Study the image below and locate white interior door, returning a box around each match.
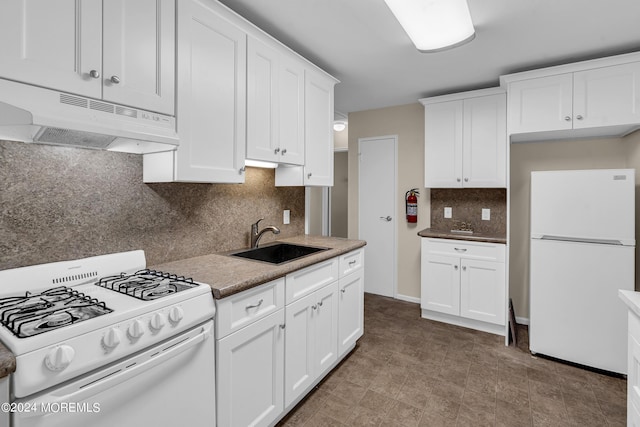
[358,136,397,297]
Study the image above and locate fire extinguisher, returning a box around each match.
[405,188,419,223]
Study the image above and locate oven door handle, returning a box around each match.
[16,322,213,418]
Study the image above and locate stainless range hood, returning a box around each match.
[0,78,178,154]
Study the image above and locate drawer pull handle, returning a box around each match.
[349,260,357,266]
[246,299,264,310]
[454,248,467,252]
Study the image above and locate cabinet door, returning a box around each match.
[338,270,364,356]
[217,309,285,427]
[313,282,339,378]
[0,0,102,98]
[284,292,315,407]
[508,74,573,134]
[278,55,305,165]
[573,62,640,129]
[169,0,246,183]
[462,94,506,187]
[304,68,335,186]
[421,253,460,316]
[459,259,505,325]
[424,100,463,188]
[247,36,279,162]
[102,0,175,115]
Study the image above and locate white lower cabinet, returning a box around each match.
[284,281,338,407]
[338,268,364,356]
[216,309,285,427]
[627,310,640,426]
[216,248,364,426]
[421,238,506,335]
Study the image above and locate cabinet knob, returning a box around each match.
[341,288,346,293]
[318,301,323,307]
[312,304,317,310]
[239,167,245,174]
[281,149,287,155]
[110,75,121,84]
[274,147,280,154]
[456,178,461,182]
[464,178,469,182]
[89,69,100,79]
[564,116,571,121]
[454,265,459,270]
[462,266,467,271]
[307,173,312,179]
[576,115,583,120]
[279,324,286,330]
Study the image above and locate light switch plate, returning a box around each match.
[444,207,452,219]
[283,209,290,224]
[482,208,490,221]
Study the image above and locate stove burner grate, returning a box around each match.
[95,269,197,301]
[0,286,113,338]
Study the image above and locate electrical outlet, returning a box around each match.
[444,207,452,219]
[283,209,290,224]
[482,208,490,221]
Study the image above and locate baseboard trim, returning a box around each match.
[395,293,420,304]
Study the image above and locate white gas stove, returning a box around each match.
[0,250,216,427]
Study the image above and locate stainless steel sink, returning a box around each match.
[230,243,329,265]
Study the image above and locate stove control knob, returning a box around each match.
[149,313,165,331]
[127,320,145,340]
[45,345,75,372]
[102,328,122,350]
[168,306,184,324]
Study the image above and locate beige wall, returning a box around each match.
[348,103,429,299]
[509,131,640,319]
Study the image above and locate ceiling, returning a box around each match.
[218,0,640,115]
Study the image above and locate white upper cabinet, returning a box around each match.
[502,53,640,141]
[247,36,305,165]
[421,89,506,188]
[143,0,246,183]
[0,0,175,115]
[275,69,336,187]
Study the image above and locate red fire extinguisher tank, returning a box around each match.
[405,188,419,223]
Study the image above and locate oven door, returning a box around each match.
[12,320,215,427]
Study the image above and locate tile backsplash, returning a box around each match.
[0,140,305,270]
[430,188,506,235]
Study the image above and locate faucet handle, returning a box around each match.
[253,218,264,227]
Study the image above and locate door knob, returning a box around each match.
[379,216,392,221]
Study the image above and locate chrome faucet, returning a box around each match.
[251,218,281,248]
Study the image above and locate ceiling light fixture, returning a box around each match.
[333,121,347,132]
[384,0,475,52]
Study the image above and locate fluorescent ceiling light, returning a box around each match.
[384,0,475,52]
[333,121,347,132]
[245,159,278,169]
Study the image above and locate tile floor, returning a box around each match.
[277,293,627,426]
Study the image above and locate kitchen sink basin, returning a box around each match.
[230,243,329,265]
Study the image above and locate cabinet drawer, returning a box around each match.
[422,238,505,262]
[339,249,364,278]
[216,278,285,339]
[286,258,339,304]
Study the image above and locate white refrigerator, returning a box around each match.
[529,169,635,374]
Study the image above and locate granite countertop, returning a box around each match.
[417,228,507,244]
[0,341,16,379]
[150,235,367,299]
[619,290,640,318]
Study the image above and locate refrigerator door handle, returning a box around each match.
[540,235,624,245]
